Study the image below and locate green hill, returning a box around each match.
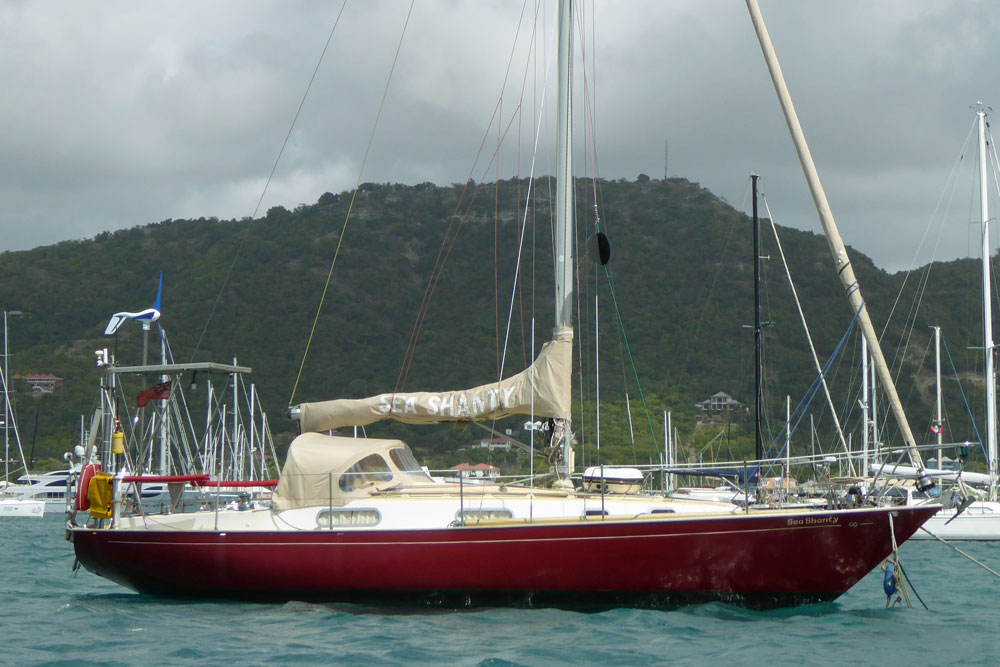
[0,176,990,472]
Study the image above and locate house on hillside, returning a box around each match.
[759,477,797,494]
[15,373,64,395]
[475,437,512,452]
[695,391,742,412]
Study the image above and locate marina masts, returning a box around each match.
[752,174,764,462]
[2,311,10,484]
[932,325,943,470]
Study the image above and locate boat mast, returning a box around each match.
[159,335,169,475]
[932,325,942,470]
[746,0,925,471]
[554,0,574,331]
[751,174,763,462]
[976,105,998,499]
[553,0,575,477]
[861,336,869,477]
[2,310,9,485]
[870,352,879,460]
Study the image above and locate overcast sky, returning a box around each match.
[2,0,999,272]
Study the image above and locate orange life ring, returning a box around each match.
[75,463,101,511]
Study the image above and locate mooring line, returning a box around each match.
[919,527,1000,578]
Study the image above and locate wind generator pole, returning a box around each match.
[746,0,925,472]
[140,324,148,450]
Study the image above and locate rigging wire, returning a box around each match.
[875,116,1000,461]
[490,3,559,451]
[193,0,349,363]
[579,33,607,464]
[288,1,416,406]
[988,122,1000,338]
[491,0,531,385]
[868,133,970,449]
[395,0,548,395]
[761,192,853,468]
[898,332,935,443]
[863,121,978,449]
[886,121,976,369]
[942,309,987,460]
[766,306,862,463]
[877,119,976,348]
[572,0,662,464]
[494,0,547,384]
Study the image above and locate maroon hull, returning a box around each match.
[71,505,936,609]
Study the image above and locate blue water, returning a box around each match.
[3,515,999,666]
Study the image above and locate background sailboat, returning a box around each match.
[0,309,44,518]
[908,106,1000,540]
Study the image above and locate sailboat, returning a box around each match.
[0,491,44,518]
[905,106,1000,540]
[66,0,936,608]
[0,309,45,518]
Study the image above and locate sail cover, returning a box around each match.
[295,328,573,433]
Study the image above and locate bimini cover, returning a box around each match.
[272,433,406,510]
[294,328,573,433]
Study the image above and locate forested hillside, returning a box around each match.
[0,176,990,472]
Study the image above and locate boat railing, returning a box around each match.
[64,467,279,527]
[66,440,974,528]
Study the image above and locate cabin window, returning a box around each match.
[389,447,421,472]
[317,508,381,528]
[456,509,513,523]
[339,454,393,491]
[390,447,434,483]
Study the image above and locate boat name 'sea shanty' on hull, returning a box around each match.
[70,504,936,610]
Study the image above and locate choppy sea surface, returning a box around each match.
[3,514,999,666]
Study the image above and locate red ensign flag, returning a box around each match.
[137,381,172,408]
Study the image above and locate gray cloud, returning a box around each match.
[1,0,997,272]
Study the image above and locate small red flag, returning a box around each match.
[137,381,172,408]
[929,423,941,434]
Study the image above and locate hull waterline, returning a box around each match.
[71,505,937,610]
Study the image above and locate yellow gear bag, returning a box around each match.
[87,472,115,520]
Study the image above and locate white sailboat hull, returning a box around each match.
[0,497,45,518]
[910,501,1000,540]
